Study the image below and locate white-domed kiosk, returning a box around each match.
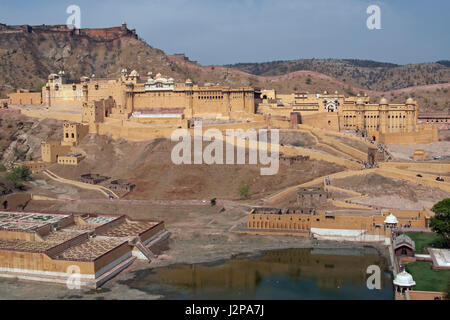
[384,213,398,229]
[393,270,416,293]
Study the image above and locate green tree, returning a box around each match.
[0,164,6,172]
[210,198,217,206]
[432,198,450,214]
[5,166,31,182]
[430,198,450,247]
[237,184,250,199]
[34,82,45,93]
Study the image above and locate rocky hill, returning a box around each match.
[0,23,449,112]
[227,59,450,92]
[0,23,187,96]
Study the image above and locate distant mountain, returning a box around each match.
[0,23,448,113]
[0,23,187,95]
[226,59,450,91]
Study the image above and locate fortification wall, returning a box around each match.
[299,113,340,132]
[378,162,450,174]
[257,105,292,118]
[0,249,94,275]
[248,213,311,231]
[314,131,367,161]
[380,125,438,145]
[310,214,374,230]
[21,108,82,122]
[9,92,42,105]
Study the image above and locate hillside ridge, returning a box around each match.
[1,23,449,112]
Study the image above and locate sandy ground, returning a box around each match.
[387,139,450,161]
[332,173,450,210]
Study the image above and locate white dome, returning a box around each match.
[129,70,139,77]
[393,271,416,287]
[384,213,398,224]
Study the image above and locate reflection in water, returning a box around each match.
[124,247,394,300]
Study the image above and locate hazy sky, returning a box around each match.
[1,0,449,65]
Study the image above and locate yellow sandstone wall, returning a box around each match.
[299,113,340,132]
[9,92,42,105]
[379,125,438,145]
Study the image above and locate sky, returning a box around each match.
[1,0,449,66]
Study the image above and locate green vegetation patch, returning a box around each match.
[4,166,30,182]
[404,232,446,253]
[405,262,450,292]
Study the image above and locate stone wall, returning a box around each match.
[379,125,438,145]
[9,92,42,105]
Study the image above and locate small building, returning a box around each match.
[297,187,328,208]
[41,141,71,163]
[80,173,110,185]
[57,153,85,166]
[394,234,415,257]
[62,122,89,146]
[393,270,416,294]
[107,180,136,193]
[280,155,310,166]
[20,160,48,174]
[384,213,398,229]
[412,149,426,161]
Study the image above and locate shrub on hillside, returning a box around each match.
[4,166,31,182]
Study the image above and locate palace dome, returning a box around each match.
[406,98,415,104]
[380,97,388,104]
[356,98,364,105]
[129,70,139,77]
[393,271,416,287]
[384,213,398,224]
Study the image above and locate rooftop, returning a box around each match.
[54,238,125,261]
[99,221,158,238]
[394,234,416,251]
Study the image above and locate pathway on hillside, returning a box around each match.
[42,169,119,200]
[264,166,450,205]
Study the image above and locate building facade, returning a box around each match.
[42,70,257,120]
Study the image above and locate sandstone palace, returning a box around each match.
[10,68,437,145]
